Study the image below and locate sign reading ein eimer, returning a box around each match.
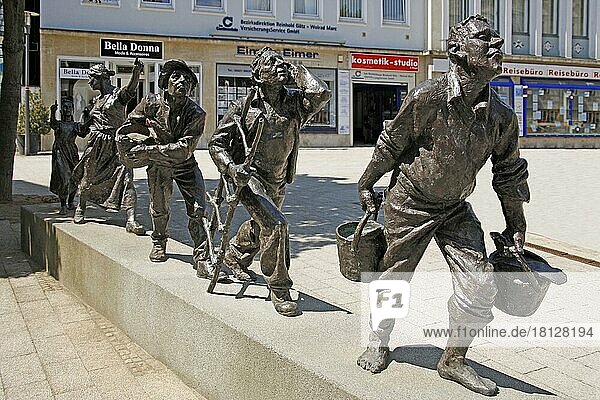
[101,38,163,59]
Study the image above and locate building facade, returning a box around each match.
[428,0,600,148]
[40,0,428,150]
[39,0,600,150]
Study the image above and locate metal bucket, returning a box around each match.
[336,218,386,282]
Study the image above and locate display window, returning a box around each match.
[216,63,336,132]
[58,59,104,123]
[523,80,600,136]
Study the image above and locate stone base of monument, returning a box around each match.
[22,204,521,400]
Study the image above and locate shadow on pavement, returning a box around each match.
[389,345,554,396]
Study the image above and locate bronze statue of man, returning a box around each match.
[357,16,530,396]
[124,59,219,277]
[209,47,331,317]
[72,61,145,235]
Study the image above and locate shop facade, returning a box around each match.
[427,57,600,148]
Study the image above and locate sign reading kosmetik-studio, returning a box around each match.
[502,62,600,80]
[351,53,419,72]
[100,38,163,59]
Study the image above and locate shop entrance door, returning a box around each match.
[114,64,145,114]
[352,83,408,145]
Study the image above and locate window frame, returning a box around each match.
[381,0,408,25]
[243,0,275,17]
[480,0,500,31]
[511,0,529,35]
[448,0,469,28]
[572,0,589,38]
[193,0,225,13]
[338,0,366,24]
[139,0,174,10]
[292,0,321,20]
[542,0,559,36]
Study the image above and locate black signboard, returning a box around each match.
[100,38,163,59]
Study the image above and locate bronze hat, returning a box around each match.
[158,59,197,91]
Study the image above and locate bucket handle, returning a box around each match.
[490,232,541,292]
[351,211,374,253]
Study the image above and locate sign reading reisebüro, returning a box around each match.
[100,38,163,60]
[351,53,419,72]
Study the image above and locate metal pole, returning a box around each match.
[23,13,31,155]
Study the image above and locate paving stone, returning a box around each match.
[2,381,53,400]
[520,347,600,388]
[64,319,106,344]
[525,367,598,399]
[13,285,46,303]
[55,304,91,324]
[89,365,149,400]
[44,358,93,395]
[25,315,65,339]
[8,275,38,289]
[0,353,46,388]
[0,333,35,360]
[75,340,122,372]
[0,312,28,336]
[18,300,54,321]
[33,334,79,366]
[54,386,104,400]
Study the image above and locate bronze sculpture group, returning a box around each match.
[49,16,532,396]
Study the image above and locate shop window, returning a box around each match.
[573,0,588,38]
[481,0,499,31]
[542,0,558,35]
[382,0,406,23]
[140,0,173,8]
[195,0,223,10]
[58,60,103,123]
[81,0,119,6]
[448,0,468,27]
[340,0,363,21]
[216,64,336,132]
[512,0,529,34]
[245,0,272,14]
[525,85,600,136]
[294,0,319,18]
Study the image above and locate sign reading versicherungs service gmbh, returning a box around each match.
[100,38,163,60]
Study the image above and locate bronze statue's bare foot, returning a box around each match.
[357,347,389,373]
[437,355,498,396]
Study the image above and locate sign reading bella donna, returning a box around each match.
[101,38,163,60]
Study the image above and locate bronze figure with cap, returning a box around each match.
[123,59,217,277]
[356,16,530,396]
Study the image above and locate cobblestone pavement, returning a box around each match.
[0,207,207,399]
[7,148,600,399]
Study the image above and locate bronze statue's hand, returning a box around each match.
[359,189,378,215]
[502,229,525,254]
[50,103,58,113]
[133,58,144,74]
[228,163,255,187]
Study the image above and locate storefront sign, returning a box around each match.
[236,46,319,59]
[100,38,163,59]
[351,53,419,72]
[59,68,89,80]
[216,15,338,36]
[351,70,414,83]
[502,62,600,80]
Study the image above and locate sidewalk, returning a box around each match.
[1,197,207,399]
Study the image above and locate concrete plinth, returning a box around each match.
[21,204,552,400]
